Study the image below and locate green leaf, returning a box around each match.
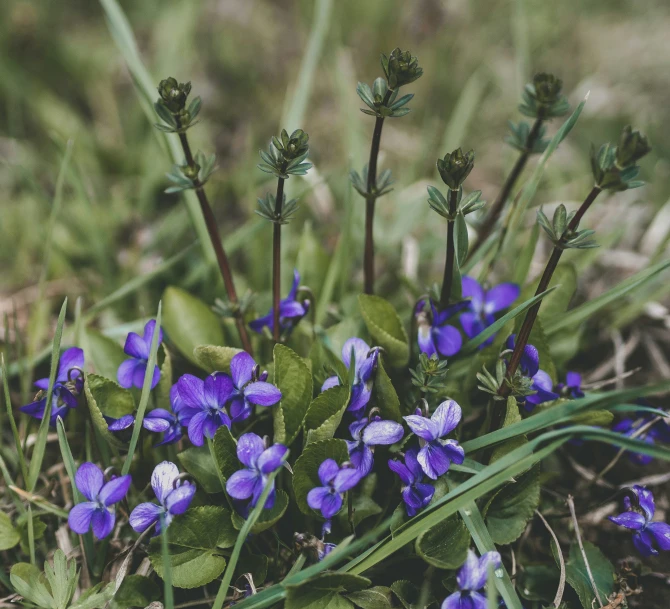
[231,489,290,533]
[390,580,428,609]
[336,493,382,528]
[561,541,615,609]
[70,583,115,609]
[85,329,126,379]
[17,514,47,555]
[10,562,53,609]
[454,213,469,266]
[150,506,236,589]
[293,438,349,515]
[273,344,313,445]
[163,287,224,365]
[303,385,351,444]
[485,467,540,545]
[369,356,402,422]
[358,295,409,367]
[416,515,470,569]
[0,512,20,551]
[177,445,222,494]
[84,375,128,449]
[490,397,527,463]
[213,425,239,481]
[111,575,161,609]
[86,374,136,419]
[346,586,394,609]
[286,574,370,609]
[193,344,243,374]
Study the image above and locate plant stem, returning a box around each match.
[363,90,393,294]
[439,189,460,308]
[496,186,601,406]
[272,178,285,343]
[469,117,544,259]
[177,131,253,355]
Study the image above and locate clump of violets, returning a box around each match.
[129,461,195,535]
[415,299,465,358]
[307,459,361,520]
[609,485,670,556]
[505,336,558,409]
[346,413,404,476]
[321,338,380,415]
[249,269,309,339]
[388,447,435,517]
[612,410,670,465]
[441,550,501,609]
[142,385,189,445]
[226,433,287,512]
[20,347,84,425]
[68,462,131,540]
[404,400,464,480]
[117,319,163,390]
[227,351,282,422]
[460,276,520,346]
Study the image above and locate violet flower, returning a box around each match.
[20,347,84,425]
[441,550,502,609]
[415,299,466,358]
[403,400,464,480]
[106,414,135,432]
[388,447,435,517]
[227,352,282,422]
[226,433,288,509]
[609,485,670,556]
[460,276,519,346]
[346,416,404,476]
[320,337,380,415]
[129,461,196,535]
[612,411,670,465]
[306,459,361,519]
[557,371,585,399]
[506,335,558,409]
[176,373,234,446]
[117,320,163,390]
[142,385,189,446]
[250,269,309,338]
[68,462,131,539]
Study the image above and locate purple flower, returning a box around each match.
[176,373,235,446]
[403,400,464,480]
[68,462,131,540]
[250,269,309,338]
[106,414,135,432]
[346,416,404,476]
[226,433,288,509]
[142,386,189,446]
[388,448,435,517]
[415,299,465,358]
[609,485,670,556]
[612,411,670,465]
[306,459,361,519]
[320,338,380,415]
[227,352,282,422]
[129,461,196,535]
[117,320,163,390]
[460,277,519,346]
[441,550,502,609]
[20,347,84,426]
[505,336,558,409]
[557,371,585,399]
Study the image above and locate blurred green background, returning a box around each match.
[1,0,669,369]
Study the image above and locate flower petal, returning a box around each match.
[236,433,266,468]
[226,470,259,500]
[117,359,142,389]
[388,459,414,485]
[441,439,465,465]
[341,338,371,371]
[647,522,670,550]
[333,468,361,492]
[99,474,132,506]
[608,511,646,530]
[68,502,97,534]
[143,410,174,432]
[347,382,372,413]
[257,444,288,474]
[566,371,582,388]
[417,325,436,357]
[321,376,340,392]
[632,530,657,556]
[432,400,462,437]
[151,461,180,505]
[177,374,206,409]
[349,444,374,476]
[129,502,163,533]
[349,420,367,442]
[457,549,481,590]
[634,485,655,521]
[107,414,135,431]
[230,352,256,388]
[249,312,272,333]
[461,276,485,312]
[362,420,404,446]
[244,382,282,406]
[287,269,301,301]
[124,332,149,360]
[187,411,208,447]
[166,483,196,516]
[91,508,115,540]
[405,448,424,480]
[484,283,519,314]
[403,415,439,441]
[75,462,104,501]
[204,373,234,408]
[142,320,163,350]
[307,486,330,510]
[57,347,84,383]
[440,592,462,609]
[472,551,501,590]
[433,324,462,357]
[317,459,340,485]
[459,312,485,340]
[320,492,343,519]
[417,442,451,480]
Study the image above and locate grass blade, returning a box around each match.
[27,505,35,565]
[160,514,174,609]
[122,301,162,475]
[2,353,28,483]
[27,297,68,492]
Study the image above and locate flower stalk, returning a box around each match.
[439,188,459,308]
[272,177,286,342]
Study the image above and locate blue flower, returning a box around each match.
[129,461,195,535]
[68,462,131,539]
[250,269,309,338]
[403,400,464,480]
[388,448,435,517]
[20,347,84,426]
[415,299,466,358]
[612,411,670,465]
[346,416,404,476]
[460,276,519,346]
[227,352,282,422]
[117,320,163,390]
[506,335,558,409]
[441,550,501,609]
[609,485,670,556]
[307,459,361,519]
[226,433,288,510]
[142,386,190,446]
[321,338,380,415]
[105,414,135,432]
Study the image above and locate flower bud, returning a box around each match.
[436,148,475,190]
[273,128,310,162]
[616,125,651,168]
[533,72,563,106]
[381,48,423,90]
[158,77,192,113]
